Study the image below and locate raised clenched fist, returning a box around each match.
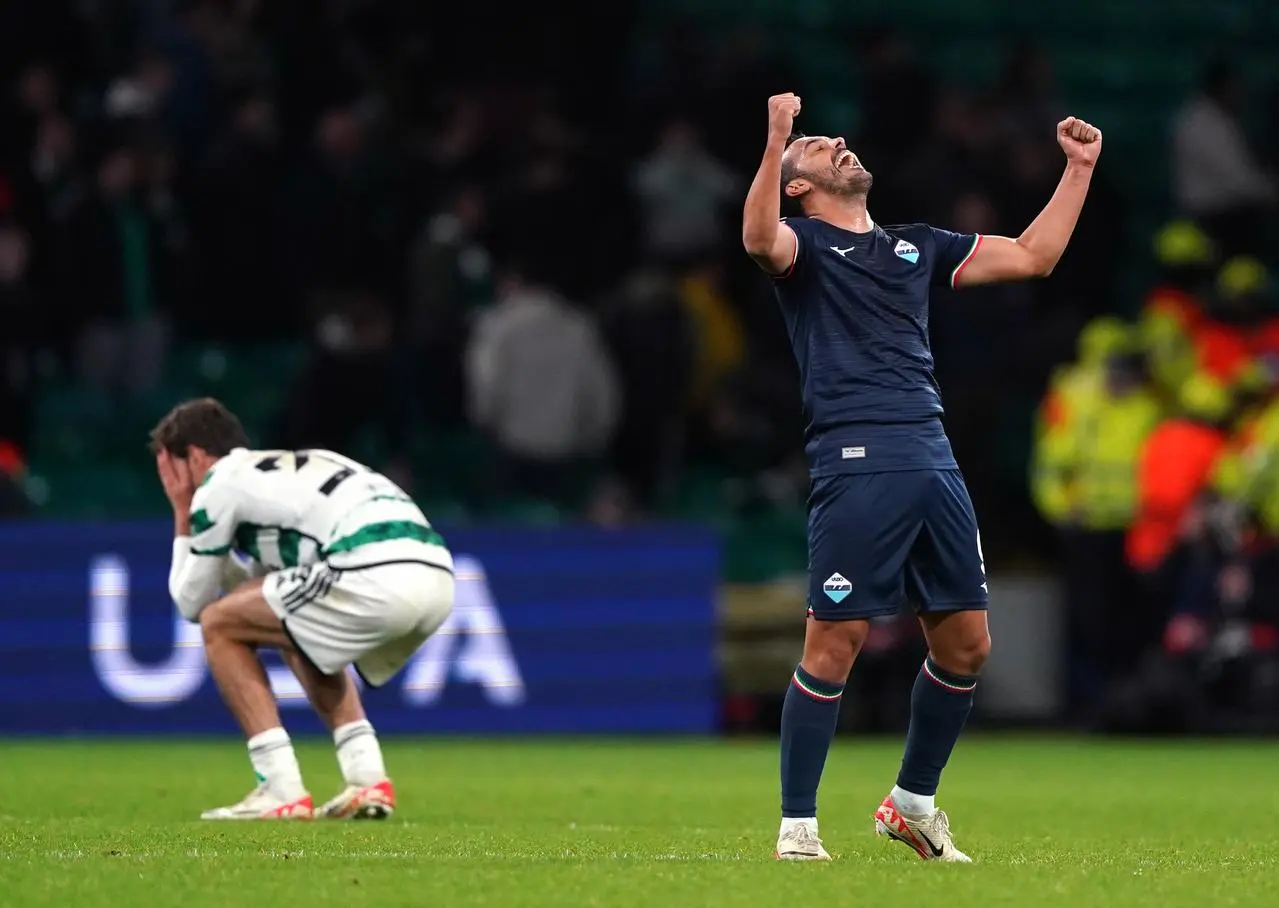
[1057,116,1102,167]
[768,93,802,140]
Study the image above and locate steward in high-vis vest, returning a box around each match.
[1127,372,1240,575]
[1139,221,1216,396]
[1190,257,1274,389]
[1032,316,1133,525]
[1032,322,1164,719]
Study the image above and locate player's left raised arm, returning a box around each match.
[953,117,1101,288]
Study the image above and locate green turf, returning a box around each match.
[1,736,1277,907]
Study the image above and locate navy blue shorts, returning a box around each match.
[806,470,989,620]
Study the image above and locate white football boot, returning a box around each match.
[874,794,971,862]
[775,819,832,861]
[200,783,314,820]
[317,779,396,820]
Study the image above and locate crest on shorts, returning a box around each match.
[894,239,919,264]
[823,572,852,603]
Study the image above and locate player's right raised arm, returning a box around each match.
[743,93,801,275]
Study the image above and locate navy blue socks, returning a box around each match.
[895,656,978,802]
[780,665,845,818]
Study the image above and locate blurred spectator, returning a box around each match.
[278,104,401,312]
[25,113,85,227]
[404,185,492,427]
[0,62,61,170]
[999,134,1114,317]
[1126,372,1252,648]
[1172,58,1276,253]
[0,222,38,448]
[898,90,1001,222]
[932,190,1039,552]
[190,88,285,339]
[584,476,639,528]
[678,260,747,412]
[1189,258,1275,394]
[854,30,935,169]
[692,26,795,177]
[993,43,1065,139]
[276,286,402,463]
[57,139,183,395]
[466,268,620,506]
[0,440,29,517]
[700,367,802,483]
[600,267,696,508]
[418,93,487,191]
[487,144,623,302]
[633,119,737,262]
[104,51,174,121]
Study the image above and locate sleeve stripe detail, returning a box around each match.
[950,234,983,288]
[772,225,800,280]
[190,545,232,556]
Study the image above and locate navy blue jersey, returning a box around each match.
[772,217,982,476]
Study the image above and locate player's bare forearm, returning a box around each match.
[1013,163,1094,276]
[169,549,225,622]
[742,132,787,255]
[175,511,192,537]
[743,93,803,273]
[954,117,1100,287]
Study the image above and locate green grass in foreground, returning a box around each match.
[1,736,1277,907]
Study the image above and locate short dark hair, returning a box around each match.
[147,397,249,458]
[780,133,807,216]
[779,132,806,188]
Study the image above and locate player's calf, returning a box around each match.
[774,617,869,859]
[874,610,986,861]
[276,653,398,820]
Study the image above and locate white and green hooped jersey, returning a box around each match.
[168,447,450,620]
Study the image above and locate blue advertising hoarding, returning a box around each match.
[0,522,719,735]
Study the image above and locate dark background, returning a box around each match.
[0,0,1277,733]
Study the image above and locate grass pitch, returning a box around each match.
[1,736,1277,907]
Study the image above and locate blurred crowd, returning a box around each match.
[1,3,1279,724]
[1031,216,1279,730]
[0,1,1144,535]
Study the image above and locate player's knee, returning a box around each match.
[199,602,230,643]
[801,618,869,683]
[941,628,991,676]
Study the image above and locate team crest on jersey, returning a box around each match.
[894,239,920,264]
[823,572,852,603]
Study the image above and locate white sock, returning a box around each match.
[780,816,817,835]
[247,727,306,800]
[890,785,935,817]
[334,719,387,787]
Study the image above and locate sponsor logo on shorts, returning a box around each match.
[823,572,851,603]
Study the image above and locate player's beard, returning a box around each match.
[810,167,873,198]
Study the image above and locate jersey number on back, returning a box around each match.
[255,451,355,496]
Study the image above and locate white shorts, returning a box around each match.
[263,560,455,687]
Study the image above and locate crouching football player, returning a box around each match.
[149,397,455,820]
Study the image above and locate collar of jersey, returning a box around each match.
[808,216,877,237]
